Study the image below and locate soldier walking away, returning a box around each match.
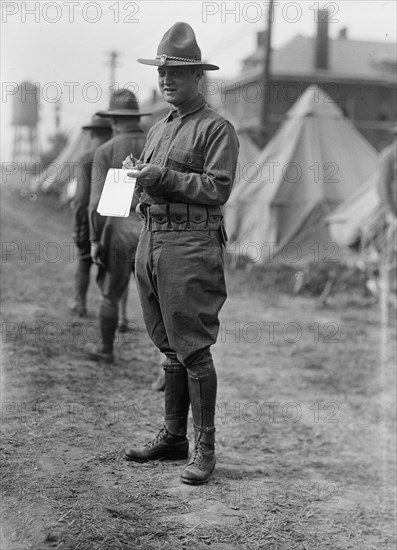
[69,115,112,318]
[123,22,239,484]
[87,89,151,364]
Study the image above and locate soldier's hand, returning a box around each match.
[91,241,105,267]
[122,156,138,169]
[127,163,161,187]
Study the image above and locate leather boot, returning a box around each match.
[118,288,130,333]
[125,361,190,462]
[180,364,217,485]
[70,261,90,317]
[87,305,118,364]
[164,361,190,436]
[124,426,188,462]
[181,432,216,485]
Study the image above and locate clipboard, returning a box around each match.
[97,169,137,217]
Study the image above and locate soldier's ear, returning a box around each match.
[194,69,204,83]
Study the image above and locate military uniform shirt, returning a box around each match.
[136,93,239,207]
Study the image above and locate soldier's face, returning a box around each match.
[157,66,200,107]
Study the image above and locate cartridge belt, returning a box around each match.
[137,203,223,231]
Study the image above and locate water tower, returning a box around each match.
[12,81,40,166]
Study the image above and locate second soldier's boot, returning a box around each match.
[88,302,117,364]
[118,286,130,333]
[180,364,217,485]
[69,268,90,317]
[125,361,190,462]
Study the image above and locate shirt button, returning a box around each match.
[195,215,201,221]
[188,159,192,164]
[165,135,170,139]
[156,159,161,164]
[176,215,182,221]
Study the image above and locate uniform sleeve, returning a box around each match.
[89,147,109,243]
[148,121,239,206]
[72,158,91,236]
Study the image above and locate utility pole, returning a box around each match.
[54,99,61,132]
[260,0,275,147]
[105,50,121,100]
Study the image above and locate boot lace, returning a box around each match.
[144,427,168,449]
[188,440,207,466]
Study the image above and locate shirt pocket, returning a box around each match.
[167,147,203,174]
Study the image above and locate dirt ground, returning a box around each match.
[1,181,396,550]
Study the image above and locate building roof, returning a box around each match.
[226,35,397,87]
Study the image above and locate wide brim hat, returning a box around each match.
[82,114,112,131]
[97,89,152,117]
[138,22,219,71]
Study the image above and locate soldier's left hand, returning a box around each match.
[127,163,161,187]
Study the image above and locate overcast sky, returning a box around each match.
[1,0,396,161]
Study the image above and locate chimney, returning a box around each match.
[339,27,348,39]
[315,9,329,70]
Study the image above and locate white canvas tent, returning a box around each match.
[227,85,379,262]
[326,172,382,248]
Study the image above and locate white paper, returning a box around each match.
[97,169,137,217]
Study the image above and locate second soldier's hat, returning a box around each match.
[81,114,112,131]
[96,89,152,117]
[138,22,219,71]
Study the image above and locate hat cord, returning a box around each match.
[157,54,201,63]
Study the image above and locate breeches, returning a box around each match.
[135,228,227,368]
[97,218,140,306]
[96,247,134,306]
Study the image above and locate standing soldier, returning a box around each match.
[70,115,112,318]
[123,22,239,484]
[378,125,397,299]
[378,125,397,222]
[88,89,150,364]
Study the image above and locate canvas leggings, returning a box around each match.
[74,242,92,308]
[96,222,138,351]
[135,228,227,440]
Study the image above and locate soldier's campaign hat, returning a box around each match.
[96,89,152,117]
[81,114,112,131]
[138,22,219,71]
